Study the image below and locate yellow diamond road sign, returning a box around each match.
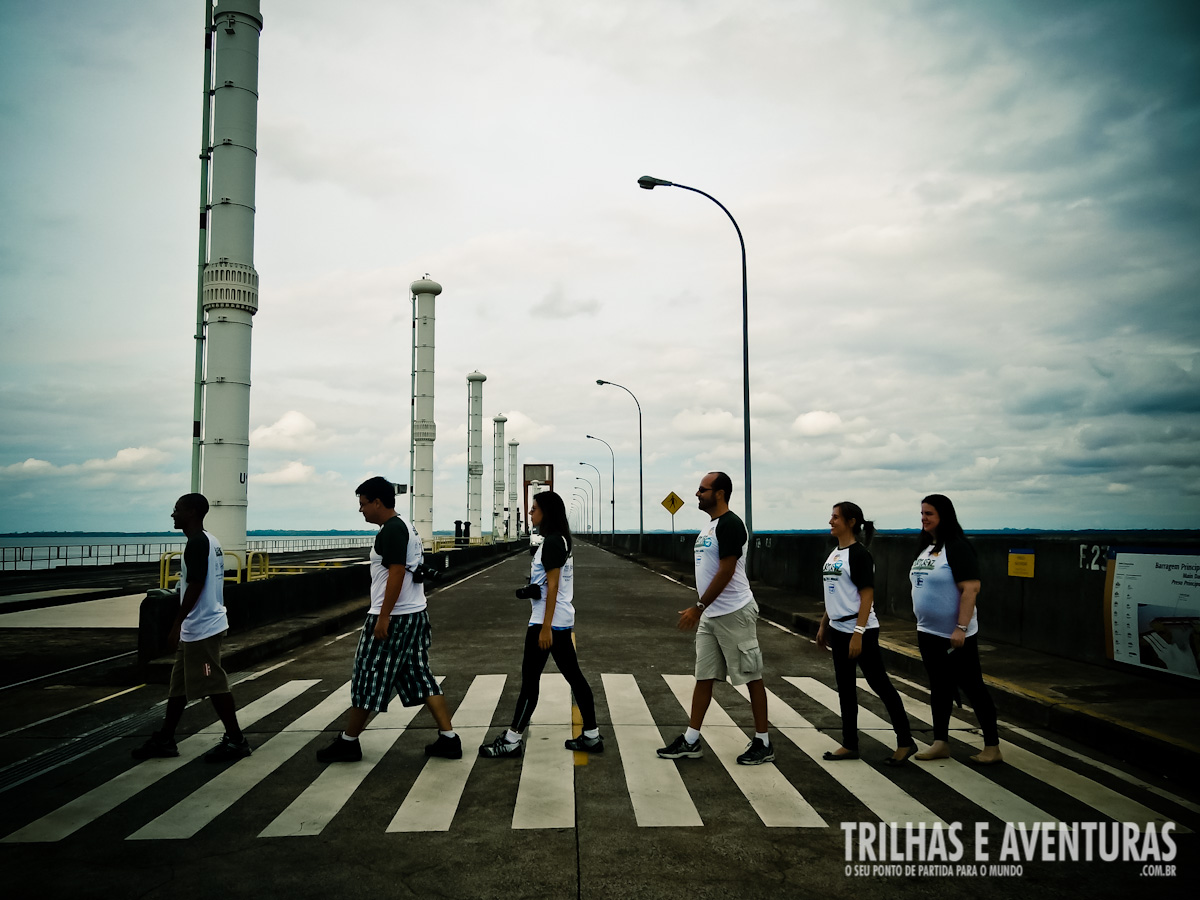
[661,491,685,516]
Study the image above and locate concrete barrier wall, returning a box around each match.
[598,531,1200,668]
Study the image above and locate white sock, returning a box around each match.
[583,728,600,739]
[684,727,701,744]
[505,729,523,744]
[340,732,359,742]
[756,731,770,747]
[440,730,457,739]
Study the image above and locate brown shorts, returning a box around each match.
[169,630,231,700]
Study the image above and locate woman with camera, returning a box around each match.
[911,494,1002,764]
[816,501,916,765]
[479,490,602,758]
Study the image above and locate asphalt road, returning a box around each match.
[0,544,1195,899]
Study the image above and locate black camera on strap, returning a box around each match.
[514,582,541,600]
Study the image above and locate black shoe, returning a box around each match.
[822,748,859,761]
[737,737,775,766]
[204,733,251,763]
[564,733,604,753]
[478,732,523,758]
[884,742,919,767]
[425,733,463,759]
[316,734,362,763]
[656,734,702,759]
[131,731,179,760]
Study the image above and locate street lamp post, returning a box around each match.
[585,434,616,545]
[579,462,602,537]
[573,490,590,534]
[596,379,643,553]
[575,476,595,535]
[638,175,753,558]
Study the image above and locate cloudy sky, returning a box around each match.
[1,0,1197,535]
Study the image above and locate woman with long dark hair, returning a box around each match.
[817,502,916,764]
[910,494,1002,764]
[479,490,602,757]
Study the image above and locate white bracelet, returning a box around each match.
[956,623,968,632]
[853,625,867,635]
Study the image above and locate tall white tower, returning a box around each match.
[198,0,264,561]
[466,372,487,540]
[507,439,520,538]
[492,415,507,539]
[410,278,442,547]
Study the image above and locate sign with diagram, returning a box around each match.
[1106,551,1200,681]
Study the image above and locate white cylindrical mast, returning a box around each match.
[199,0,263,561]
[507,440,519,538]
[492,415,507,539]
[411,277,442,547]
[466,372,487,541]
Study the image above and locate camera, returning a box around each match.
[514,582,542,600]
[410,562,442,585]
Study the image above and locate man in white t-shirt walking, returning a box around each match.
[131,493,250,763]
[658,471,773,765]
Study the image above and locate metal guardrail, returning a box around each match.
[0,536,375,571]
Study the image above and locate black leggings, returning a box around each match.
[511,625,597,733]
[829,628,912,753]
[917,631,1000,745]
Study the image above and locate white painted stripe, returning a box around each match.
[788,676,1053,826]
[601,674,701,828]
[280,682,353,733]
[387,674,506,832]
[887,674,1200,821]
[231,658,295,685]
[877,680,1185,832]
[259,680,437,838]
[734,684,943,827]
[661,674,825,828]
[4,680,319,843]
[513,675,574,829]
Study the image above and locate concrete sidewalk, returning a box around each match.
[600,541,1200,790]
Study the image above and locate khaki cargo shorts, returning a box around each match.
[694,600,763,686]
[168,630,231,700]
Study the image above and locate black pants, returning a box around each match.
[511,625,597,733]
[916,631,999,745]
[829,628,912,753]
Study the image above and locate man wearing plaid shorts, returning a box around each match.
[317,477,461,763]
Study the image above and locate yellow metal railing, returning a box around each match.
[159,549,248,588]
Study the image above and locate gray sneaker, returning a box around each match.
[204,733,252,763]
[656,734,702,759]
[478,732,523,758]
[736,737,775,766]
[564,733,604,753]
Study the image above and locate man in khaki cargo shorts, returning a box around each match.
[657,472,773,766]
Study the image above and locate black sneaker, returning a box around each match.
[425,733,463,759]
[736,737,775,766]
[478,732,523,758]
[656,734,702,759]
[564,733,604,753]
[131,731,179,760]
[316,734,362,763]
[204,733,252,763]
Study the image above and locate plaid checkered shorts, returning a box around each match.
[350,611,442,711]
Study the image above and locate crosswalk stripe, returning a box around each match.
[513,675,574,829]
[601,674,702,828]
[662,674,826,828]
[732,684,944,827]
[4,680,319,843]
[872,679,1185,831]
[788,676,1053,825]
[386,674,506,832]
[259,680,438,838]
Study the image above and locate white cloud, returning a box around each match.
[672,408,740,440]
[251,411,334,452]
[254,461,322,486]
[792,411,843,437]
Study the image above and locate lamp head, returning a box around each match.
[638,175,673,190]
[596,379,607,386]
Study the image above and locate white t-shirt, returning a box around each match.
[694,511,754,618]
[369,514,427,616]
[910,538,980,638]
[528,533,575,628]
[822,542,878,633]
[179,530,228,642]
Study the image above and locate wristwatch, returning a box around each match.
[956,623,968,632]
[852,625,867,635]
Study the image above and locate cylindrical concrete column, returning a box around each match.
[411,277,442,547]
[492,415,507,540]
[199,0,263,561]
[507,440,519,538]
[466,372,487,541]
